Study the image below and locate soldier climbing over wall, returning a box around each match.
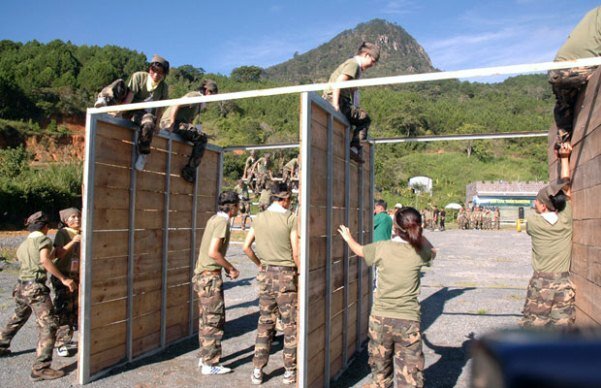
[94,54,170,171]
[549,6,601,148]
[324,42,380,163]
[0,211,76,381]
[159,80,218,182]
[242,182,299,385]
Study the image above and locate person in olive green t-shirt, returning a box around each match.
[339,207,436,388]
[52,207,81,356]
[549,6,601,147]
[159,79,218,183]
[0,211,76,381]
[323,42,380,161]
[193,191,240,376]
[373,199,392,242]
[243,182,299,385]
[522,143,575,328]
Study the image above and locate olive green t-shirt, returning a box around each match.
[252,204,297,266]
[363,239,434,321]
[127,71,169,103]
[17,231,53,281]
[555,7,601,61]
[160,91,202,128]
[53,227,79,273]
[324,58,361,104]
[526,202,572,273]
[194,213,231,273]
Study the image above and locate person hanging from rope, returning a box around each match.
[159,79,218,182]
[324,42,380,163]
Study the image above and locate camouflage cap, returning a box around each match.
[25,211,49,226]
[536,178,570,211]
[271,182,291,199]
[200,79,218,94]
[358,42,380,62]
[59,207,80,225]
[150,54,170,75]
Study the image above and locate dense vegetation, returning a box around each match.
[0,39,555,227]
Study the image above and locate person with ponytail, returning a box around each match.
[338,206,436,388]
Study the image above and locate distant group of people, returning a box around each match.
[0,208,81,381]
[419,206,447,232]
[456,206,501,230]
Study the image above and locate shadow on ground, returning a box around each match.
[332,287,474,388]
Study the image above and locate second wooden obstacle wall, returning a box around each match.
[548,67,601,326]
[79,115,221,384]
[300,92,373,387]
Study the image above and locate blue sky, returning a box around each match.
[0,0,598,79]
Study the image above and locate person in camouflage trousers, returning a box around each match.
[339,207,436,388]
[159,79,218,183]
[0,211,76,381]
[193,191,240,375]
[549,6,601,147]
[52,207,82,357]
[521,143,575,328]
[243,183,299,385]
[368,315,424,387]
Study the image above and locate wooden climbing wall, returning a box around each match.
[298,92,374,387]
[549,67,601,326]
[79,115,221,383]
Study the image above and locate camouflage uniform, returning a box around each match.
[193,272,225,365]
[253,266,298,371]
[0,282,58,371]
[548,68,594,144]
[368,315,424,388]
[521,271,575,328]
[50,276,77,347]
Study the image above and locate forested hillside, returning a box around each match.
[0,37,554,227]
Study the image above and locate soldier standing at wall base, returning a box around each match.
[242,182,299,386]
[0,211,76,381]
[193,191,240,375]
[521,143,575,328]
[52,207,81,357]
[338,207,436,388]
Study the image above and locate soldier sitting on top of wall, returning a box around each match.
[94,54,170,170]
[549,6,601,148]
[0,211,76,381]
[521,143,575,328]
[323,42,380,163]
[158,80,218,182]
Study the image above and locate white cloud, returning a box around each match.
[380,0,419,15]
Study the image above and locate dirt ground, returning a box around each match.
[0,229,532,387]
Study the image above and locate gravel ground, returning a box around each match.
[0,229,532,387]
